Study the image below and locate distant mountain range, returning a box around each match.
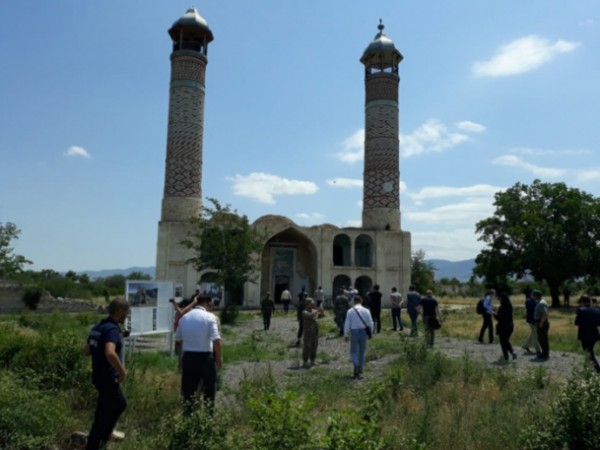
[80,266,155,279]
[81,260,475,283]
[428,259,476,282]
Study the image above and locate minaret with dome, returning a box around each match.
[361,20,403,232]
[156,7,213,292]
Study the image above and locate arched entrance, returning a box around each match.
[332,274,351,298]
[261,227,318,303]
[355,276,373,299]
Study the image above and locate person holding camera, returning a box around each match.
[302,298,324,368]
[175,294,223,414]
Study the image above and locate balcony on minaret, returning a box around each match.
[168,7,214,55]
[360,20,403,76]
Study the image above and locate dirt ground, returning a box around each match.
[217,312,585,395]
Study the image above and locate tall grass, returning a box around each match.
[0,309,595,449]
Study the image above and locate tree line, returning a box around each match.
[3,179,600,308]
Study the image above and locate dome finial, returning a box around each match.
[378,19,384,32]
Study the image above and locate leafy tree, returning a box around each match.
[474,180,600,307]
[411,249,436,292]
[0,222,32,279]
[126,271,152,281]
[182,198,266,306]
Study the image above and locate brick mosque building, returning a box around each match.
[156,8,411,307]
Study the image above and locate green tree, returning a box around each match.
[0,222,32,279]
[182,198,266,306]
[411,249,436,291]
[474,180,600,307]
[126,271,152,280]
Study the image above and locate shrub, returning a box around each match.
[164,407,230,450]
[220,304,239,324]
[243,390,316,450]
[521,367,600,449]
[0,324,26,368]
[11,329,88,390]
[0,372,71,449]
[323,410,388,450]
[22,286,43,310]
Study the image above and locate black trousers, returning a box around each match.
[262,312,272,330]
[498,331,514,360]
[181,352,217,413]
[479,314,494,343]
[537,321,550,357]
[87,381,127,450]
[581,339,600,373]
[371,309,381,333]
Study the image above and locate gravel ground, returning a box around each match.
[218,312,584,396]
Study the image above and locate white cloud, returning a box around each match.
[227,172,318,204]
[409,184,502,203]
[399,181,407,193]
[296,212,325,224]
[493,155,566,177]
[509,146,591,156]
[578,168,600,182]
[401,119,469,157]
[326,178,363,188]
[406,198,495,225]
[411,228,483,261]
[472,35,580,77]
[345,219,361,227]
[336,129,364,163]
[456,121,486,133]
[338,119,481,162]
[64,145,91,159]
[578,19,595,27]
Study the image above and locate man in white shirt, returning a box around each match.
[280,288,292,314]
[175,294,222,413]
[343,295,374,379]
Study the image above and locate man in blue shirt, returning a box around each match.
[85,298,130,450]
[478,289,495,344]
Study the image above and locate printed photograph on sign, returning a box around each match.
[127,282,159,307]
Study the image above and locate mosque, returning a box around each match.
[156,7,411,307]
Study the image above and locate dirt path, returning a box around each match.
[218,314,584,393]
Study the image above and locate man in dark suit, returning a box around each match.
[575,295,600,373]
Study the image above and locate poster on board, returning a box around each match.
[125,280,174,335]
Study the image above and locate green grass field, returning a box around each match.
[0,302,598,450]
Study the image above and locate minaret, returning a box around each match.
[360,21,403,231]
[156,8,213,292]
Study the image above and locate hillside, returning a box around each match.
[80,261,475,283]
[428,259,475,282]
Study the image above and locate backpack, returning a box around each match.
[476,299,485,315]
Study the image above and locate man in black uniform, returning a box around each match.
[85,298,130,450]
[368,284,383,334]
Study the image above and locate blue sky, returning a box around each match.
[1,1,598,272]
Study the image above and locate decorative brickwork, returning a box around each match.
[363,95,399,211]
[365,75,399,102]
[162,56,206,200]
[170,54,206,84]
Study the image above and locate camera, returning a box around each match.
[122,329,131,338]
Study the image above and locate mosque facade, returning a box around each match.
[156,8,411,307]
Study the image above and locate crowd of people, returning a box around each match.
[83,284,600,449]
